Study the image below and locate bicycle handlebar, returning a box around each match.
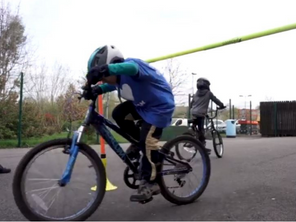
[206,106,226,120]
[65,87,97,113]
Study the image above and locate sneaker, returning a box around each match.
[130,180,160,202]
[0,165,11,174]
[126,144,140,160]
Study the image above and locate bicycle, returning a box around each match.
[175,107,225,160]
[12,87,211,221]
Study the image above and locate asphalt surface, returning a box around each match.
[1,136,296,221]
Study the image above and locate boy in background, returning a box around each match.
[190,77,225,153]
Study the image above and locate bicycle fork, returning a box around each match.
[59,126,85,186]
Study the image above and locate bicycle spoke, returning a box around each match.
[40,183,59,201]
[46,189,62,214]
[28,178,60,181]
[26,185,60,195]
[27,178,60,185]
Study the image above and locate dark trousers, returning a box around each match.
[193,116,206,143]
[112,101,162,182]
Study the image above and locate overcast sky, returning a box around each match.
[8,0,296,108]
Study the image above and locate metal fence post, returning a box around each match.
[17,72,24,147]
[229,99,232,119]
[232,105,235,119]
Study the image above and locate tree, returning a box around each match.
[217,106,240,121]
[0,90,18,139]
[103,91,120,120]
[24,62,72,104]
[49,62,72,104]
[21,99,46,138]
[23,62,48,104]
[161,58,188,104]
[0,1,32,139]
[0,1,30,100]
[60,84,88,123]
[162,59,188,94]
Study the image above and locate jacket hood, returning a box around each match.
[197,89,209,96]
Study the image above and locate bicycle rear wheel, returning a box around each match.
[212,130,224,158]
[158,135,211,205]
[13,139,106,221]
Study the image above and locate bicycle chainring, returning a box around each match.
[123,161,141,189]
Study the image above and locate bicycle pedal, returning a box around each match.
[139,197,153,204]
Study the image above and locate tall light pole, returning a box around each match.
[239,94,252,109]
[191,72,197,95]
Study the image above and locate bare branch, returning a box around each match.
[23,62,48,103]
[160,58,188,95]
[49,62,71,104]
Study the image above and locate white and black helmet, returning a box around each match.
[196,77,211,89]
[87,45,124,71]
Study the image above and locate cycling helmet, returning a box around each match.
[87,45,124,71]
[196,77,210,89]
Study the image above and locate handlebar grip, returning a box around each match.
[218,106,226,110]
[92,85,103,95]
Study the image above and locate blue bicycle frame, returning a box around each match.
[59,100,140,185]
[59,100,192,186]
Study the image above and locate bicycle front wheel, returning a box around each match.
[158,135,211,205]
[175,130,198,161]
[212,130,224,158]
[13,139,106,221]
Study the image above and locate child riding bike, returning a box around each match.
[190,77,225,154]
[83,45,175,203]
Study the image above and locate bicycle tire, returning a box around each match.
[175,130,197,160]
[212,131,224,158]
[158,135,211,205]
[182,130,196,137]
[12,138,106,221]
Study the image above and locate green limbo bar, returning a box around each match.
[146,22,296,63]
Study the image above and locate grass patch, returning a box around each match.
[0,131,128,148]
[0,132,69,148]
[1,129,228,149]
